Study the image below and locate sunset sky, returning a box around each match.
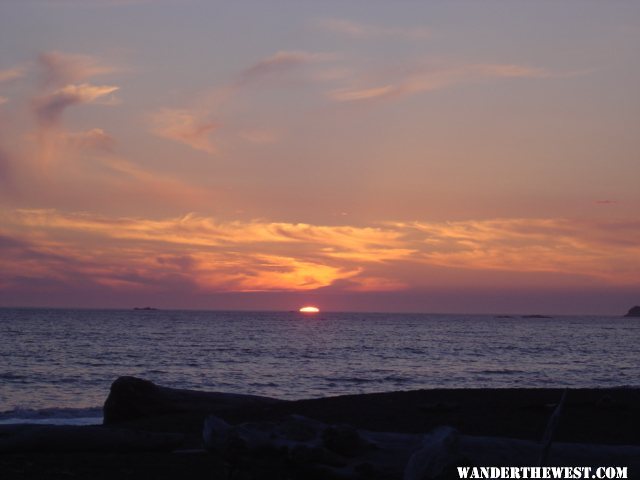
[1,0,638,314]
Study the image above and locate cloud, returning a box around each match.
[19,52,122,168]
[150,108,219,154]
[329,63,550,103]
[66,128,116,152]
[0,66,27,84]
[0,148,13,189]
[2,210,639,298]
[330,85,394,102]
[317,18,431,40]
[33,83,119,126]
[0,65,27,110]
[0,50,206,209]
[148,49,333,152]
[100,156,211,204]
[238,50,332,85]
[38,51,116,88]
[394,218,640,282]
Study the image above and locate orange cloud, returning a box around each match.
[2,210,639,299]
[194,253,358,292]
[397,218,640,282]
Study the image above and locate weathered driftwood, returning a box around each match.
[403,427,464,480]
[203,415,640,480]
[103,376,284,424]
[0,424,184,453]
[538,388,568,466]
[204,414,419,479]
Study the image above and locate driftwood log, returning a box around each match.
[203,415,640,480]
[103,376,284,424]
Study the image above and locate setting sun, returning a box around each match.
[299,306,320,313]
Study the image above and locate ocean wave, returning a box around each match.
[474,369,527,375]
[0,406,103,425]
[0,372,28,381]
[324,376,377,384]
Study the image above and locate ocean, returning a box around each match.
[1,308,638,425]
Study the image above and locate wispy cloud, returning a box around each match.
[2,210,638,298]
[317,18,431,40]
[65,128,116,152]
[33,83,119,126]
[330,85,394,102]
[0,66,27,84]
[149,108,219,154]
[1,50,208,211]
[149,49,331,152]
[329,63,550,103]
[22,51,122,167]
[238,50,331,85]
[394,218,640,282]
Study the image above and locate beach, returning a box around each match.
[2,377,639,479]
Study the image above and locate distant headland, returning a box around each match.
[624,306,640,317]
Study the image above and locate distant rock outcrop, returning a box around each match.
[103,376,284,425]
[624,306,640,317]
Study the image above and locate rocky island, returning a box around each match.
[624,306,640,317]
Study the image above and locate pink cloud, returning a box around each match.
[0,66,27,84]
[66,128,116,152]
[329,63,551,103]
[33,83,119,126]
[150,108,219,154]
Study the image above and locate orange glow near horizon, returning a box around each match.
[299,306,320,313]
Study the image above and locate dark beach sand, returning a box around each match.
[2,387,639,479]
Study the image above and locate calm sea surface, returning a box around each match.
[1,309,639,423]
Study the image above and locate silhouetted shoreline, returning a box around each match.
[2,378,639,479]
